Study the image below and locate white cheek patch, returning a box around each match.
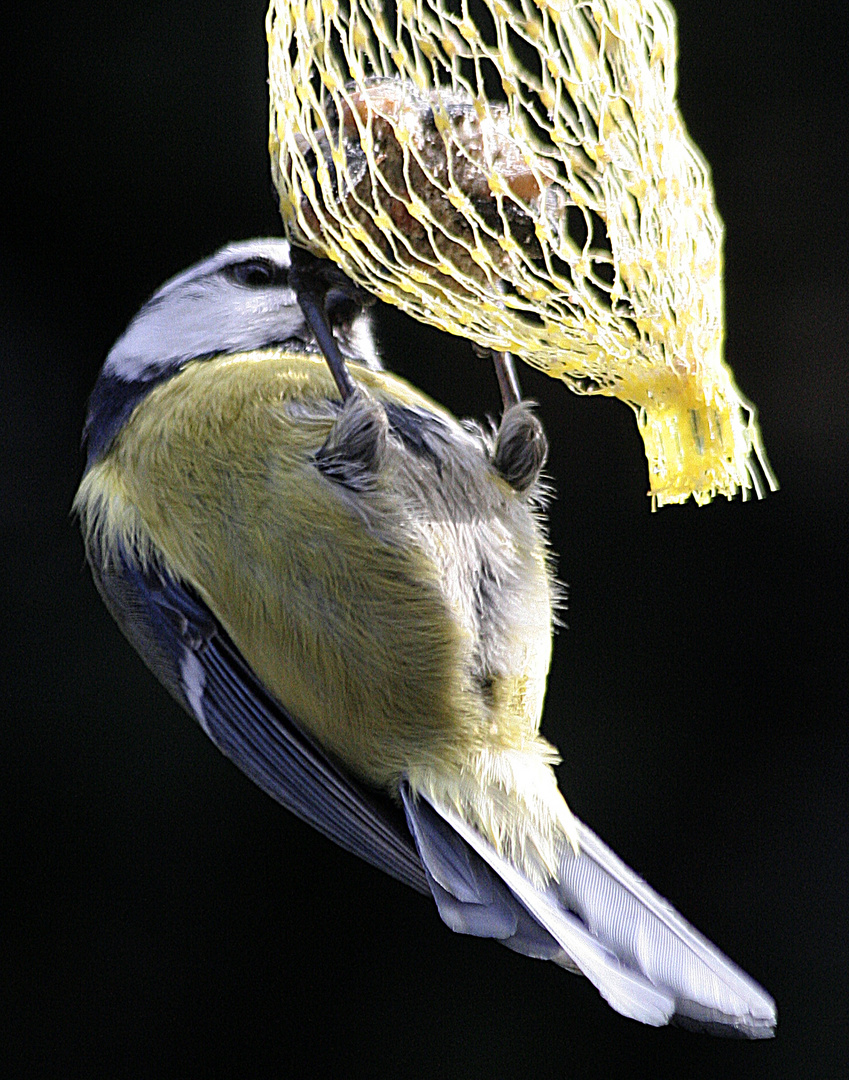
[103,343,170,382]
[180,649,211,738]
[103,285,311,383]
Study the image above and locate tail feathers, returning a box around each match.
[558,820,776,1036]
[400,782,775,1037]
[402,785,564,959]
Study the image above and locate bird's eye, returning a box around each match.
[224,258,287,288]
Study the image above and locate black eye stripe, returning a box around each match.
[223,258,289,288]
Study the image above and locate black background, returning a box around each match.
[4,0,846,1076]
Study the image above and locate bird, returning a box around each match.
[74,237,776,1037]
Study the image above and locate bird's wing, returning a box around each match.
[89,541,429,894]
[401,784,776,1036]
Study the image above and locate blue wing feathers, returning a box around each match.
[91,541,428,894]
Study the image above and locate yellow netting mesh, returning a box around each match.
[268,0,776,506]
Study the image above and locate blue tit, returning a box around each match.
[75,238,775,1037]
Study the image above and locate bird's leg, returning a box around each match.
[289,246,371,401]
[473,344,523,410]
[492,351,522,410]
[472,345,547,490]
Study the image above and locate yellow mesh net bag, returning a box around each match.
[267,0,776,506]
